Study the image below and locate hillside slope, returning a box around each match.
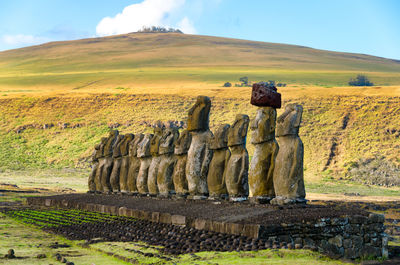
[0,33,400,95]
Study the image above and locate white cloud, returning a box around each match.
[178,17,196,34]
[96,0,196,36]
[2,34,49,46]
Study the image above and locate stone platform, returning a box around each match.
[27,194,388,259]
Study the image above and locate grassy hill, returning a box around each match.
[0,32,399,190]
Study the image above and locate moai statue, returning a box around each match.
[248,107,279,204]
[94,137,107,192]
[127,133,144,194]
[136,134,153,195]
[110,134,125,193]
[186,96,213,199]
[225,114,250,201]
[172,130,191,198]
[157,127,179,197]
[100,130,119,193]
[119,133,134,194]
[207,124,230,200]
[88,141,102,193]
[271,104,306,205]
[147,127,163,196]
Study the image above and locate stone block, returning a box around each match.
[125,208,134,217]
[331,217,348,226]
[159,213,172,224]
[61,200,68,207]
[351,235,363,249]
[44,199,52,207]
[343,239,352,249]
[194,219,207,230]
[328,235,343,248]
[228,223,244,235]
[243,224,260,238]
[171,215,186,226]
[360,245,381,258]
[368,213,385,223]
[118,207,128,216]
[141,211,151,221]
[152,212,160,222]
[344,248,359,259]
[349,215,368,224]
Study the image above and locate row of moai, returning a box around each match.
[88,83,306,204]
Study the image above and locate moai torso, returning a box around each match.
[136,134,153,194]
[94,137,107,192]
[119,134,134,193]
[101,130,119,193]
[272,104,306,204]
[225,114,250,201]
[207,124,230,199]
[110,134,125,192]
[88,142,101,192]
[186,96,213,198]
[157,127,179,197]
[248,107,279,203]
[147,127,163,195]
[172,130,191,197]
[127,133,144,194]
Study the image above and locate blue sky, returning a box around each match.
[0,0,399,59]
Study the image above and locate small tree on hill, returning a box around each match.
[223,82,232,87]
[349,74,374,86]
[239,76,249,86]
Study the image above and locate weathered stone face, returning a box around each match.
[174,130,192,155]
[272,104,305,204]
[159,127,179,155]
[172,155,189,196]
[209,124,230,150]
[129,134,144,158]
[137,134,153,158]
[150,127,163,156]
[104,130,119,157]
[120,133,134,156]
[207,148,230,198]
[276,104,303,137]
[228,114,250,147]
[112,135,125,158]
[187,96,211,131]
[250,107,276,144]
[157,153,177,196]
[250,83,281,108]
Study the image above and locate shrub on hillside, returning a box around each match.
[137,26,183,33]
[348,74,374,86]
[223,82,232,87]
[345,156,400,187]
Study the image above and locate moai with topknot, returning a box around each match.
[157,127,179,197]
[127,133,144,194]
[172,130,191,198]
[225,114,250,201]
[119,133,134,194]
[271,104,306,205]
[100,130,119,193]
[186,96,213,199]
[248,107,279,203]
[94,137,107,192]
[207,124,230,200]
[136,134,153,195]
[110,134,125,193]
[147,127,163,196]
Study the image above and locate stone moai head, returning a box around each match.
[187,96,211,131]
[137,134,153,158]
[276,104,303,137]
[174,130,192,155]
[120,133,134,156]
[150,127,163,156]
[209,124,230,150]
[159,127,179,155]
[96,137,108,159]
[104,130,119,157]
[112,134,125,157]
[250,107,277,144]
[129,134,144,157]
[228,114,250,147]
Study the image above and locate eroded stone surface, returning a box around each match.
[187,96,211,131]
[173,130,191,196]
[119,133,134,193]
[272,104,306,204]
[157,127,179,196]
[110,134,125,192]
[249,107,279,202]
[225,114,250,200]
[127,134,144,193]
[91,137,107,192]
[207,124,230,199]
[250,83,281,108]
[100,130,119,193]
[136,134,153,194]
[148,127,163,195]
